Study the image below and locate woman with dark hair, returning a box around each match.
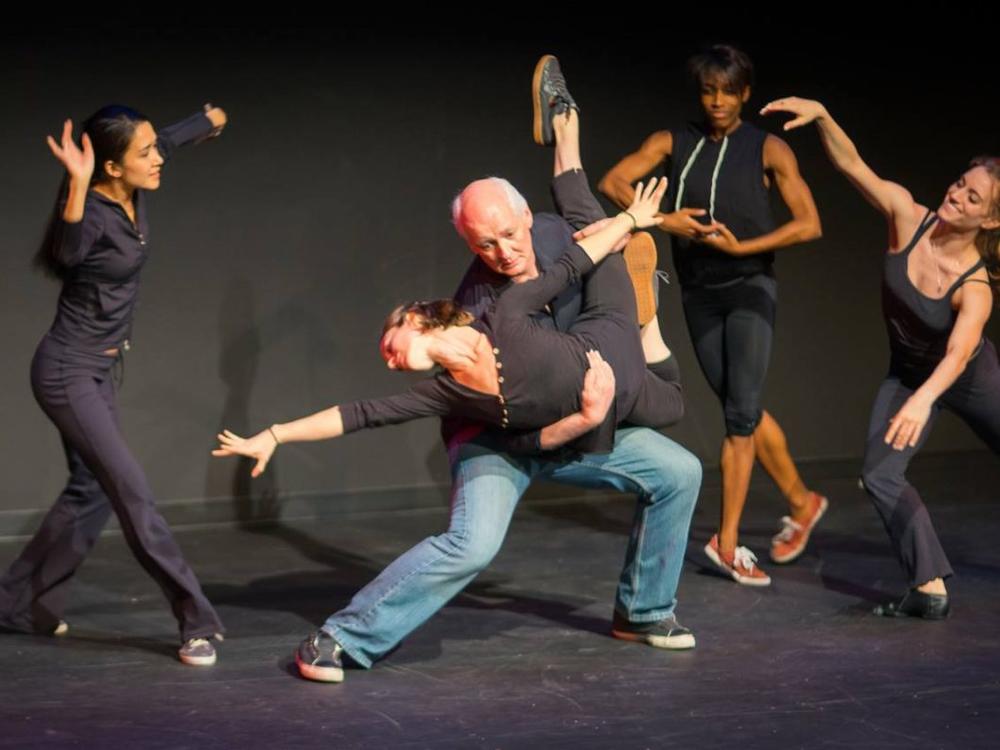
[0,105,228,664]
[213,179,684,479]
[600,45,826,586]
[761,97,1000,618]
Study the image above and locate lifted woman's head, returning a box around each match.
[380,300,474,371]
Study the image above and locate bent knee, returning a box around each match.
[433,530,504,575]
[724,408,762,437]
[859,466,903,506]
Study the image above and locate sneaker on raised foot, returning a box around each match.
[611,611,695,650]
[296,630,345,683]
[532,54,578,147]
[770,492,829,564]
[622,232,664,327]
[704,534,771,586]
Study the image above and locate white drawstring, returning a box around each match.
[674,134,730,223]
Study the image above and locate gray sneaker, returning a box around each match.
[296,630,344,683]
[611,612,696,650]
[178,637,217,666]
[532,54,579,146]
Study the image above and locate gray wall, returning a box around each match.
[2,23,998,525]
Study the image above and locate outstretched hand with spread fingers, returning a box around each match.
[213,428,277,477]
[625,177,669,230]
[46,119,94,183]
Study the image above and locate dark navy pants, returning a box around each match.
[861,339,1000,587]
[0,336,223,641]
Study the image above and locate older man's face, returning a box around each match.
[459,190,537,282]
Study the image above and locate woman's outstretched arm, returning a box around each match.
[760,97,916,227]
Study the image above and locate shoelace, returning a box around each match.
[732,545,759,572]
[184,638,211,649]
[774,516,803,543]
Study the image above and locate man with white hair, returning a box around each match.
[296,56,702,683]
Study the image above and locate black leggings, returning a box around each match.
[571,251,684,430]
[681,273,776,436]
[0,336,223,641]
[860,340,1000,587]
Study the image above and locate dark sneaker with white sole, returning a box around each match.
[532,54,578,146]
[611,611,696,650]
[296,630,345,683]
[178,637,217,666]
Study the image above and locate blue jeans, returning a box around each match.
[323,427,701,668]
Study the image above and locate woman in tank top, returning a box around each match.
[600,45,826,587]
[762,96,1000,619]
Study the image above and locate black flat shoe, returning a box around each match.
[873,589,950,620]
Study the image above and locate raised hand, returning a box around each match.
[626,177,669,229]
[759,97,827,131]
[212,428,278,477]
[195,103,228,144]
[46,119,94,183]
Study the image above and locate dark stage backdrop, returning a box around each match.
[2,22,998,524]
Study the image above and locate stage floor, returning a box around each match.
[2,453,999,748]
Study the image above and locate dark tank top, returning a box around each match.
[883,210,985,373]
[665,121,775,287]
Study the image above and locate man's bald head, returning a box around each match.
[451,177,537,282]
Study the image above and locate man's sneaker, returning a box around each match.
[178,637,217,666]
[296,630,344,683]
[532,54,578,146]
[622,232,664,327]
[611,611,695,650]
[704,534,771,586]
[770,492,829,564]
[52,620,69,636]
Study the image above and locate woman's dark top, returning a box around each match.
[883,210,986,378]
[666,121,776,287]
[44,111,216,352]
[340,245,659,454]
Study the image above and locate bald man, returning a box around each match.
[295,56,701,683]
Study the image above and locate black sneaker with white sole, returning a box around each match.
[611,611,696,650]
[296,630,345,683]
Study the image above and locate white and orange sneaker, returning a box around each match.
[704,534,772,586]
[770,493,829,564]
